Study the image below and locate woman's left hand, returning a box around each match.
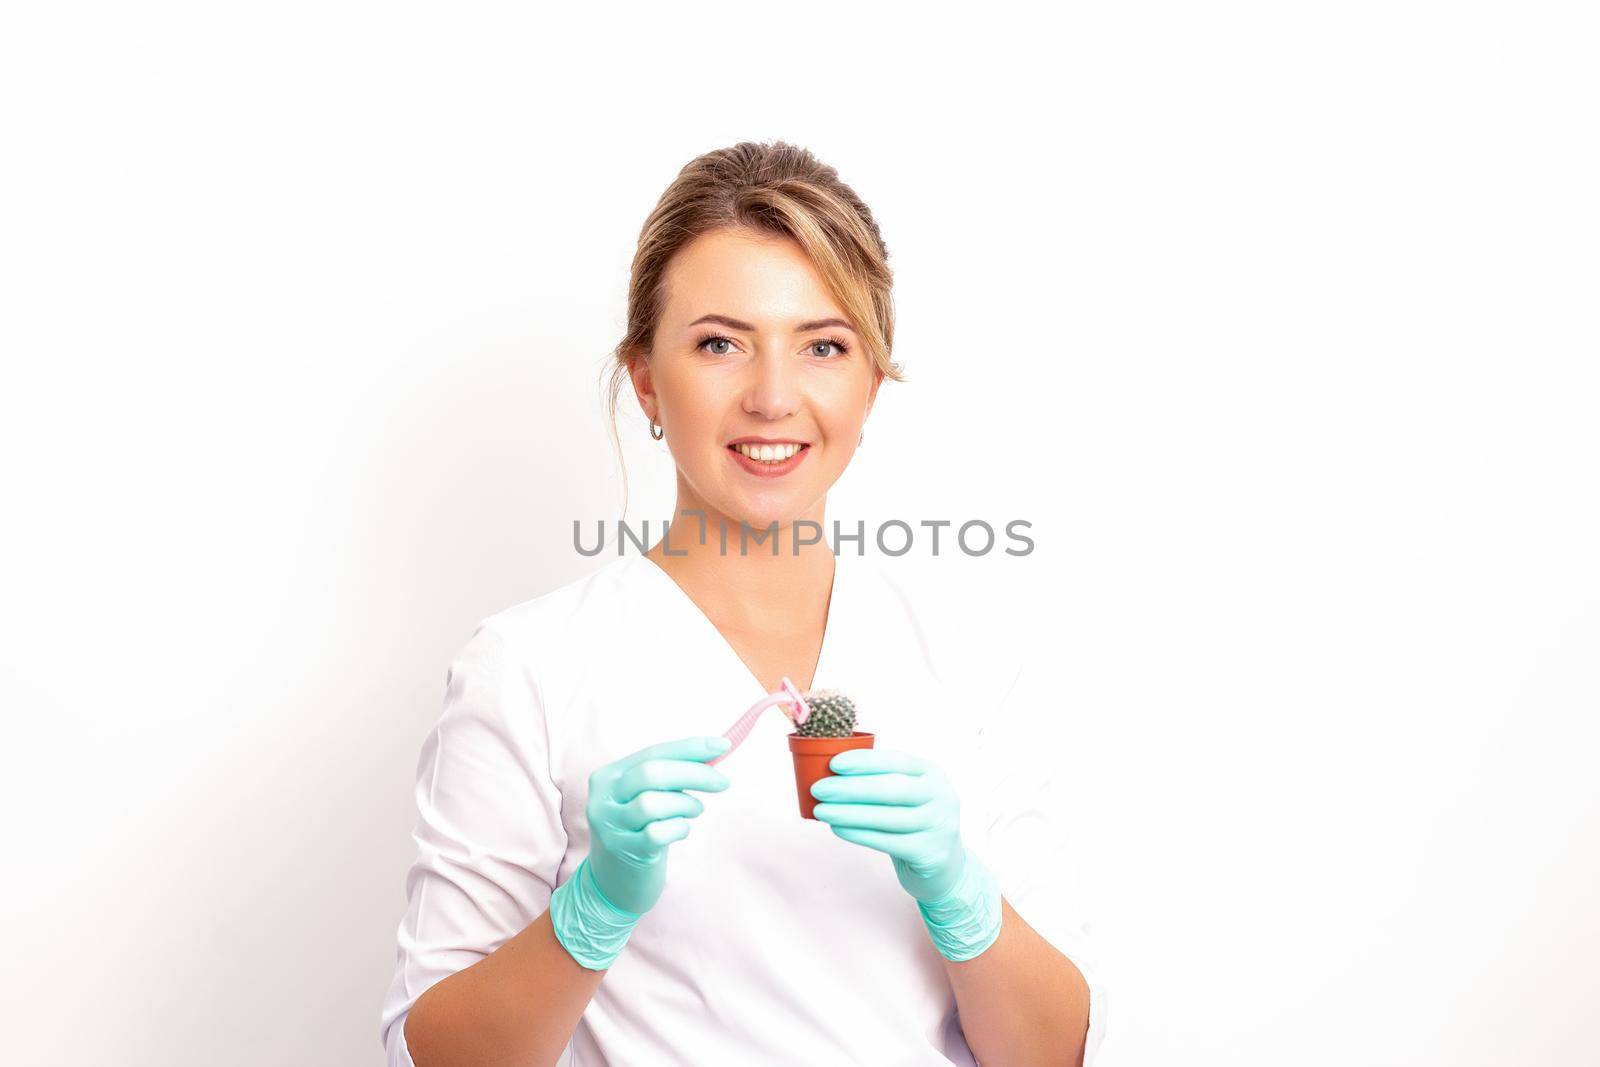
[810,748,970,904]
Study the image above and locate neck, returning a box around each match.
[644,494,837,631]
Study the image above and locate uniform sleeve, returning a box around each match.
[969,639,1109,1066]
[379,620,570,1067]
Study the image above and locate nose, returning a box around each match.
[740,346,800,421]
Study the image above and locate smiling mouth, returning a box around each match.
[728,442,809,464]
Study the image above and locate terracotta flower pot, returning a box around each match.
[788,731,876,820]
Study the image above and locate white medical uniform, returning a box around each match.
[380,549,1107,1066]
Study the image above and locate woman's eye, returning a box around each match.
[697,334,849,358]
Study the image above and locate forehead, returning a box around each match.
[662,229,844,323]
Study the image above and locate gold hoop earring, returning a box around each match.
[650,420,664,441]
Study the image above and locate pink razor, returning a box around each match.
[706,677,811,766]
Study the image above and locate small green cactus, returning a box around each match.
[793,689,857,738]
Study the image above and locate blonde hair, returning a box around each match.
[600,139,905,514]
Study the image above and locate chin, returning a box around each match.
[717,496,815,538]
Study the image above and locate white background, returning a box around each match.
[3,2,1596,1064]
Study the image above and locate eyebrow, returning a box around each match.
[686,313,857,334]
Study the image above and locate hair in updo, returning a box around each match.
[601,140,904,512]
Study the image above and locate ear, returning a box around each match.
[865,367,883,418]
[626,348,657,422]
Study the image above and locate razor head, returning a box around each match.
[779,676,811,724]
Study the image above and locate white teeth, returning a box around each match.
[734,442,802,462]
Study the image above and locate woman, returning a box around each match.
[380,141,1105,1065]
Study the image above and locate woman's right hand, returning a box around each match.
[584,735,732,916]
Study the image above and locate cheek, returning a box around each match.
[659,374,724,430]
[817,388,869,440]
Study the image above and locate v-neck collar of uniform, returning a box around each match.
[630,548,851,703]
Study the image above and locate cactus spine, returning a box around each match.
[793,689,857,738]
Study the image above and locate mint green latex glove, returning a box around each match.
[549,735,731,970]
[810,747,1003,961]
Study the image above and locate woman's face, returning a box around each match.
[630,228,882,535]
